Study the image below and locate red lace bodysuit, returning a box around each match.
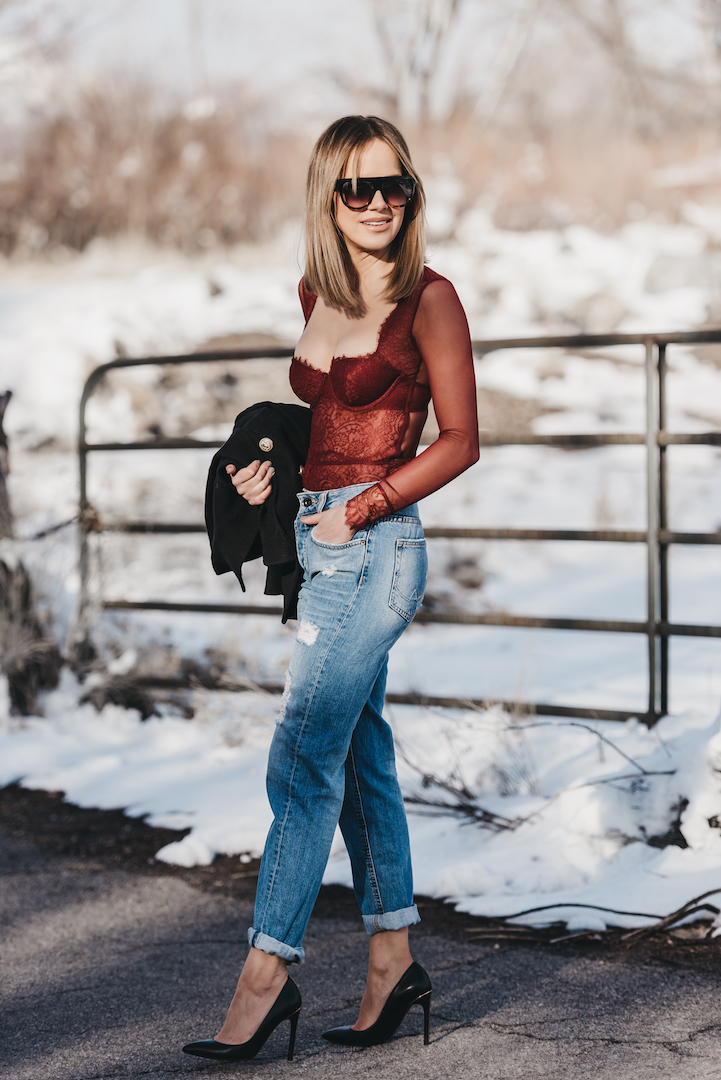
[289,266,479,530]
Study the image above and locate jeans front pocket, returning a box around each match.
[305,528,368,586]
[309,528,366,550]
[389,538,427,621]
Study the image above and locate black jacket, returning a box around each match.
[205,402,312,622]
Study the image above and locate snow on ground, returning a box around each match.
[1,204,720,927]
[1,672,720,931]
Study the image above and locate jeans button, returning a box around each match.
[302,497,313,507]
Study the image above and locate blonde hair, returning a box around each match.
[303,115,426,318]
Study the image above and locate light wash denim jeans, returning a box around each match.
[248,483,428,963]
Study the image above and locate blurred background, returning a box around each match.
[0,0,720,914]
[0,0,720,720]
[4,0,721,258]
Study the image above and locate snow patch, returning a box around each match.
[155,833,214,867]
[1,677,720,930]
[2,214,721,929]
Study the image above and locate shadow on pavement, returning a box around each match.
[4,784,721,1080]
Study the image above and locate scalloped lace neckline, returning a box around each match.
[293,301,400,374]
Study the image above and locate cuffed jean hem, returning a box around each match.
[362,904,421,937]
[247,928,304,965]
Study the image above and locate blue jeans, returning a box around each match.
[248,483,428,963]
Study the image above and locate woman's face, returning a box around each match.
[334,139,407,258]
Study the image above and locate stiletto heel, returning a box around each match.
[321,961,431,1047]
[182,977,302,1062]
[288,1009,299,1061]
[421,990,431,1045]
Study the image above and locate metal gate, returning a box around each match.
[75,330,721,726]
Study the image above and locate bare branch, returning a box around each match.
[519,720,654,775]
[467,899,665,922]
[0,0,84,60]
[366,0,463,123]
[552,0,669,126]
[472,0,541,128]
[622,887,721,941]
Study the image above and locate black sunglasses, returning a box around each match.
[334,175,416,211]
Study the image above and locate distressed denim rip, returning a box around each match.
[248,483,428,963]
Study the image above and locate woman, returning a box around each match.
[183,115,479,1062]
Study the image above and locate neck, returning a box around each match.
[347,245,394,299]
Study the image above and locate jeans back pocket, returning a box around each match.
[389,538,427,621]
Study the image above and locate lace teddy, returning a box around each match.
[289,266,479,530]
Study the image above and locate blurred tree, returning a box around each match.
[552,0,721,132]
[471,0,541,130]
[367,0,462,124]
[555,0,659,130]
[0,391,12,541]
[0,0,86,63]
[696,0,721,87]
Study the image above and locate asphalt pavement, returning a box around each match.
[3,785,721,1080]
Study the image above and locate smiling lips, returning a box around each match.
[361,218,391,229]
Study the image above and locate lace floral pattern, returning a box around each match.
[289,357,325,408]
[290,267,479,529]
[290,272,433,495]
[344,482,395,530]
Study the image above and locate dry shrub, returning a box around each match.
[3,72,721,260]
[351,0,721,233]
[0,83,309,258]
[481,131,721,232]
[408,110,721,234]
[0,559,62,715]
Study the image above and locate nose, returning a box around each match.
[368,188,389,211]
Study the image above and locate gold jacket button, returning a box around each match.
[258,437,274,452]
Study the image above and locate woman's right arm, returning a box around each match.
[229,278,313,505]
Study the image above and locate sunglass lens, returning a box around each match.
[342,180,375,209]
[382,180,412,207]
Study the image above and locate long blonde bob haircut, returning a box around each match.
[303,115,426,318]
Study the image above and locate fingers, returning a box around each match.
[227,459,274,504]
[300,506,356,544]
[242,461,274,504]
[226,459,260,481]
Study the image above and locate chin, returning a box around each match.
[356,232,399,252]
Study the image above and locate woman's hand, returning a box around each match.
[226,460,274,504]
[300,504,356,545]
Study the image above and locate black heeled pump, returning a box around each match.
[182,976,302,1062]
[321,961,431,1047]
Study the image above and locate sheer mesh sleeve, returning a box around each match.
[344,278,480,530]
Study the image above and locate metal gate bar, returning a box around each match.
[75,331,721,725]
[103,598,721,638]
[658,344,669,715]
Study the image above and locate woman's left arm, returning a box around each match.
[343,278,480,529]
